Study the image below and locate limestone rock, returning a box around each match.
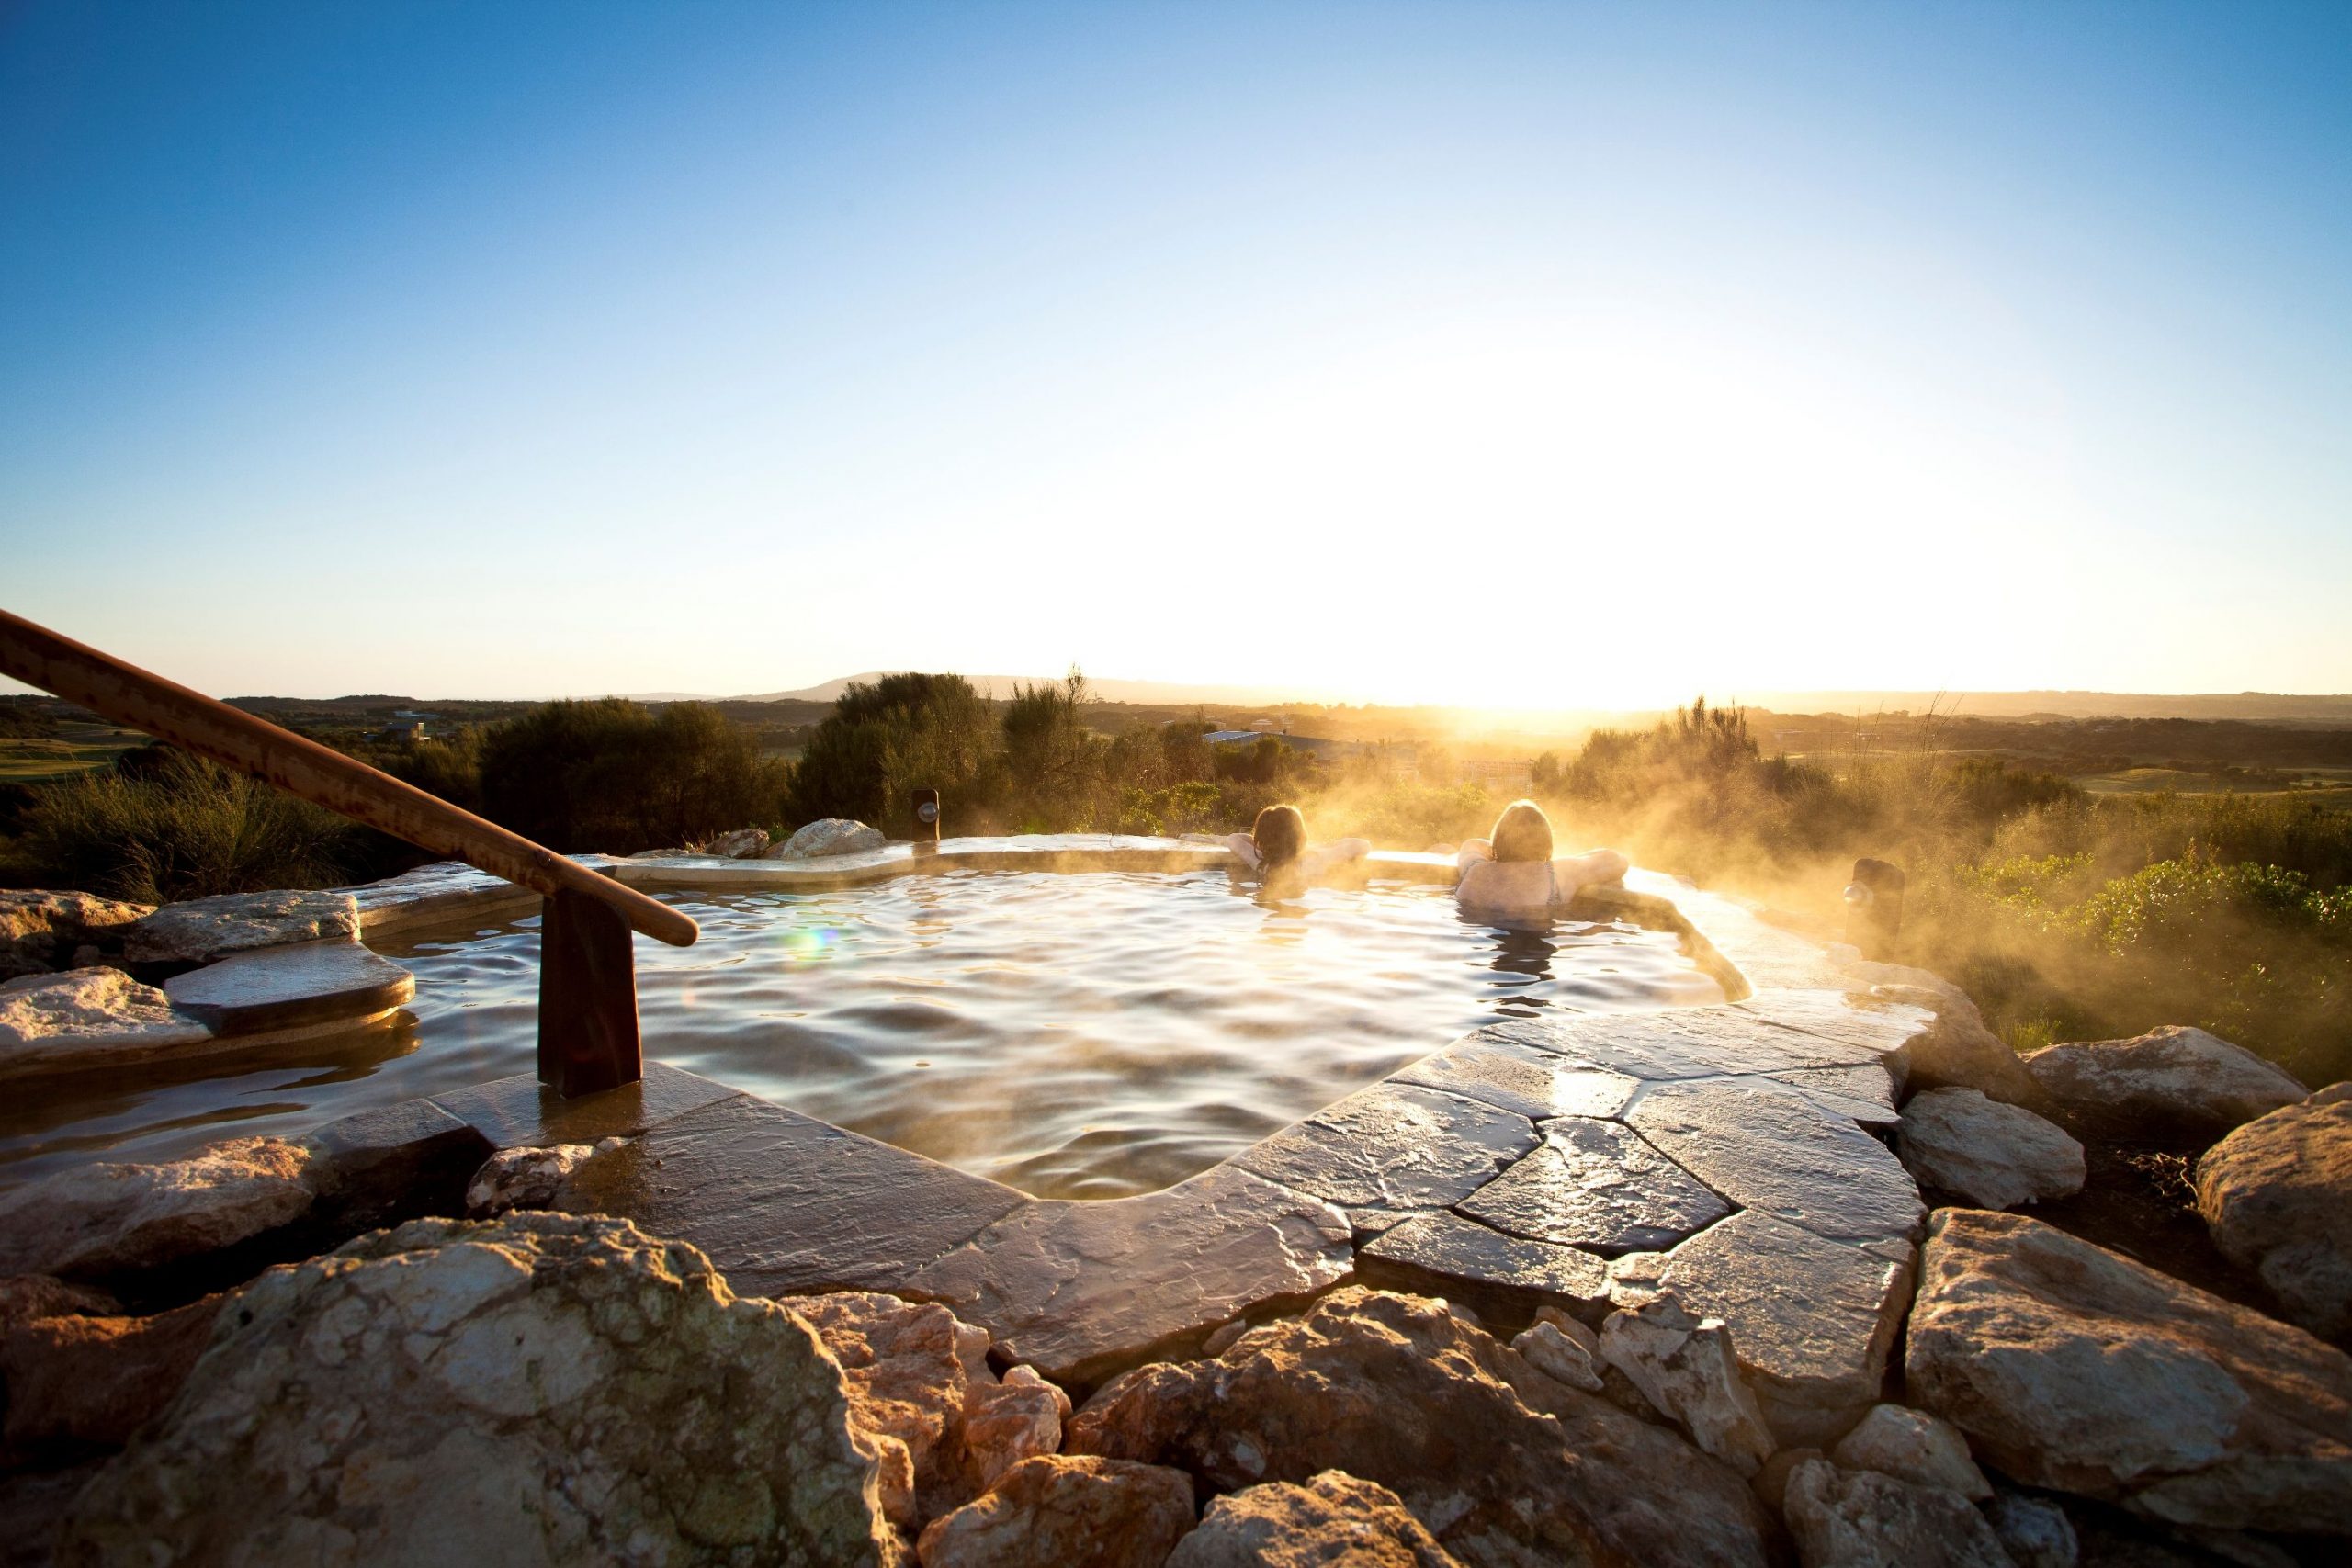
[0,890,151,978]
[464,1141,612,1217]
[1983,1490,2078,1568]
[1167,1470,1464,1567]
[0,1136,314,1282]
[1827,1404,1991,1500]
[696,827,772,859]
[1,1294,223,1455]
[2195,1094,2352,1338]
[1845,961,2044,1107]
[0,967,214,1077]
[1068,1286,1778,1568]
[1596,1294,1777,1476]
[0,1275,119,1330]
[300,1099,492,1235]
[1781,1458,2014,1567]
[912,1454,1193,1568]
[1511,1315,1603,1393]
[770,818,888,859]
[58,1213,903,1566]
[965,1365,1070,1487]
[1896,1088,2085,1211]
[1751,1447,1825,1515]
[1904,1207,2352,1534]
[2022,1026,2306,1137]
[121,890,359,967]
[794,1290,989,1526]
[1645,1209,1917,1447]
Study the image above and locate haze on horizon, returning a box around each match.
[4,1,2349,711]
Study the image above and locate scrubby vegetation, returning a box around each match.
[1493,700,2351,1088]
[2,678,2342,1086]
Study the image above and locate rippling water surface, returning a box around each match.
[1,870,1721,1198]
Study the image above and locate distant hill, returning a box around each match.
[627,672,1343,707]
[616,676,2352,727]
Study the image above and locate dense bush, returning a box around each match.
[786,673,998,836]
[479,699,788,853]
[9,747,366,903]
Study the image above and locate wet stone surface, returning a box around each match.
[1458,1115,1733,1255]
[1230,1082,1537,1236]
[1356,1209,1611,1322]
[1626,1078,1924,1247]
[162,939,413,1037]
[1391,1032,1642,1122]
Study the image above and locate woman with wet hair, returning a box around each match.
[1454,799,1627,918]
[1222,804,1369,888]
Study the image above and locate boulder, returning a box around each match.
[1896,1089,2085,1211]
[58,1213,903,1566]
[1781,1458,2014,1567]
[1068,1286,1778,1568]
[1904,1208,2352,1533]
[770,818,888,859]
[0,1136,315,1283]
[1750,1447,1824,1515]
[0,890,151,979]
[0,1274,119,1330]
[1837,959,2044,1107]
[912,1454,1194,1568]
[1596,1294,1777,1476]
[121,890,359,967]
[1,1294,223,1455]
[1166,1470,1464,1567]
[465,1141,612,1217]
[696,827,772,859]
[300,1099,492,1235]
[1827,1404,1990,1500]
[0,967,215,1077]
[2022,1027,2306,1137]
[1982,1489,2078,1568]
[966,1366,1071,1487]
[1510,1312,1602,1393]
[2195,1094,2352,1339]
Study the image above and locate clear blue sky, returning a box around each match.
[4,1,2347,706]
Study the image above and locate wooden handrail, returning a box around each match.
[0,608,699,948]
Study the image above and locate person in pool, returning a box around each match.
[1221,804,1370,889]
[1454,800,1628,918]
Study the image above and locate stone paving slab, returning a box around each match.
[1458,1114,1733,1254]
[1626,1079,1924,1246]
[1738,986,1935,1060]
[1357,1209,1612,1322]
[1392,1032,1642,1122]
[555,1090,1031,1299]
[1641,1208,1917,1447]
[1489,1007,1890,1084]
[122,890,361,968]
[1231,1082,1537,1236]
[902,1162,1353,1389]
[430,1061,746,1150]
[163,939,413,1036]
[339,861,539,937]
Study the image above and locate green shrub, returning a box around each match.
[12,748,364,903]
[786,674,997,836]
[479,699,787,853]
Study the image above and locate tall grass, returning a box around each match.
[11,749,363,904]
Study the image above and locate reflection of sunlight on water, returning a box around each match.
[3,870,1726,1201]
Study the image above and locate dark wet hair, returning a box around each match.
[1251,804,1307,869]
[1490,799,1554,863]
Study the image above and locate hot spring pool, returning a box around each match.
[1,869,1725,1199]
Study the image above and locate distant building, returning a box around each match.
[380,720,425,742]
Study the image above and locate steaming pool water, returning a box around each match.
[2,868,1725,1199]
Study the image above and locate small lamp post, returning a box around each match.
[911,787,941,854]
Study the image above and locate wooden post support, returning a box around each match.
[539,887,642,1098]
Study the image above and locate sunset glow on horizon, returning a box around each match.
[5,2,2348,707]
